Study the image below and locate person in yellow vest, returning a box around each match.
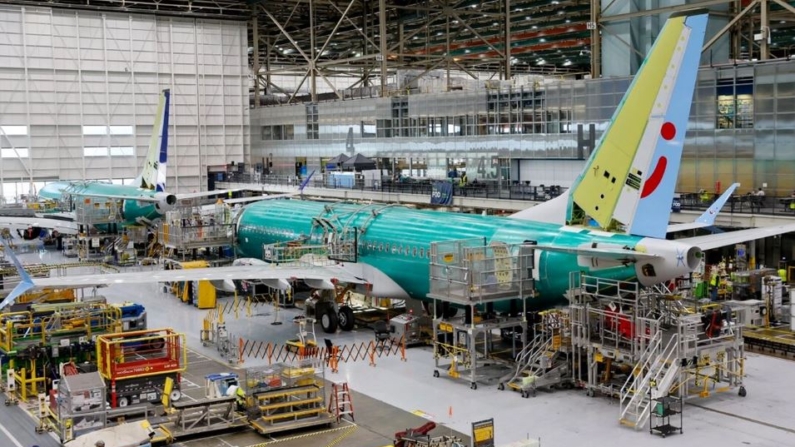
[459,172,468,187]
[779,268,787,282]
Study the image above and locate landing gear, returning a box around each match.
[118,396,129,407]
[338,306,355,331]
[321,308,339,333]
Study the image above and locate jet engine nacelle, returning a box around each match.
[633,238,702,286]
[153,192,177,213]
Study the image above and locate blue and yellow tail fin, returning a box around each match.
[569,11,708,239]
[136,89,170,192]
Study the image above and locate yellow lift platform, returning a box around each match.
[163,260,217,309]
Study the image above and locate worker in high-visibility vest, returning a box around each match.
[779,268,787,282]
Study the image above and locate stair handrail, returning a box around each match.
[619,328,662,418]
[499,332,545,384]
[649,333,680,399]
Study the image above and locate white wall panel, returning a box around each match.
[0,4,248,200]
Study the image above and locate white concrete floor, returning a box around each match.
[13,249,795,447]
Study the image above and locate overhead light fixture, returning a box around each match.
[539,38,546,42]
[532,25,538,29]
[563,60,572,66]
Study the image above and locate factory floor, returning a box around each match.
[9,250,795,446]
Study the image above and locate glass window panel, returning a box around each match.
[756,98,774,114]
[84,147,108,157]
[777,82,795,98]
[0,125,28,135]
[110,146,135,156]
[0,148,28,158]
[776,113,795,130]
[109,125,133,135]
[83,126,108,135]
[696,159,716,190]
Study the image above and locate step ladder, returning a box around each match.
[328,382,354,422]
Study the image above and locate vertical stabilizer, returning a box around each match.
[569,12,708,238]
[137,89,170,191]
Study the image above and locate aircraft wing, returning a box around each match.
[26,264,368,290]
[666,183,740,234]
[534,244,661,263]
[0,215,79,235]
[677,222,795,251]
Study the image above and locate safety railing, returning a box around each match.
[201,298,407,370]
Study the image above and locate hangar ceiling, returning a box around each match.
[4,0,795,103]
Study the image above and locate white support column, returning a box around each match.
[129,15,138,179]
[20,7,33,179]
[102,13,113,182]
[51,8,61,183]
[167,18,179,191]
[195,20,204,190]
[75,11,86,180]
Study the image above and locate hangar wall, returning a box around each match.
[0,4,249,200]
[252,59,795,197]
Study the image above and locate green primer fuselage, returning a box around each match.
[39,181,163,225]
[237,200,644,309]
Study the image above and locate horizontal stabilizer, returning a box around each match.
[224,170,316,205]
[677,223,795,251]
[534,244,661,263]
[667,182,740,233]
[176,188,250,201]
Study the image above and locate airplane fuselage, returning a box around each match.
[236,200,696,310]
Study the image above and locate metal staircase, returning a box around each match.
[499,317,570,397]
[619,332,681,430]
[500,333,547,386]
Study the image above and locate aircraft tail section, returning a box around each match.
[569,11,708,239]
[137,89,170,192]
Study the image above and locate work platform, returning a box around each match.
[565,274,747,431]
[427,238,536,306]
[158,203,236,257]
[427,238,535,389]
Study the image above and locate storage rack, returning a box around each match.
[247,360,335,435]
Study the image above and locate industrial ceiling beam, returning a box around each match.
[703,0,759,53]
[599,0,735,23]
